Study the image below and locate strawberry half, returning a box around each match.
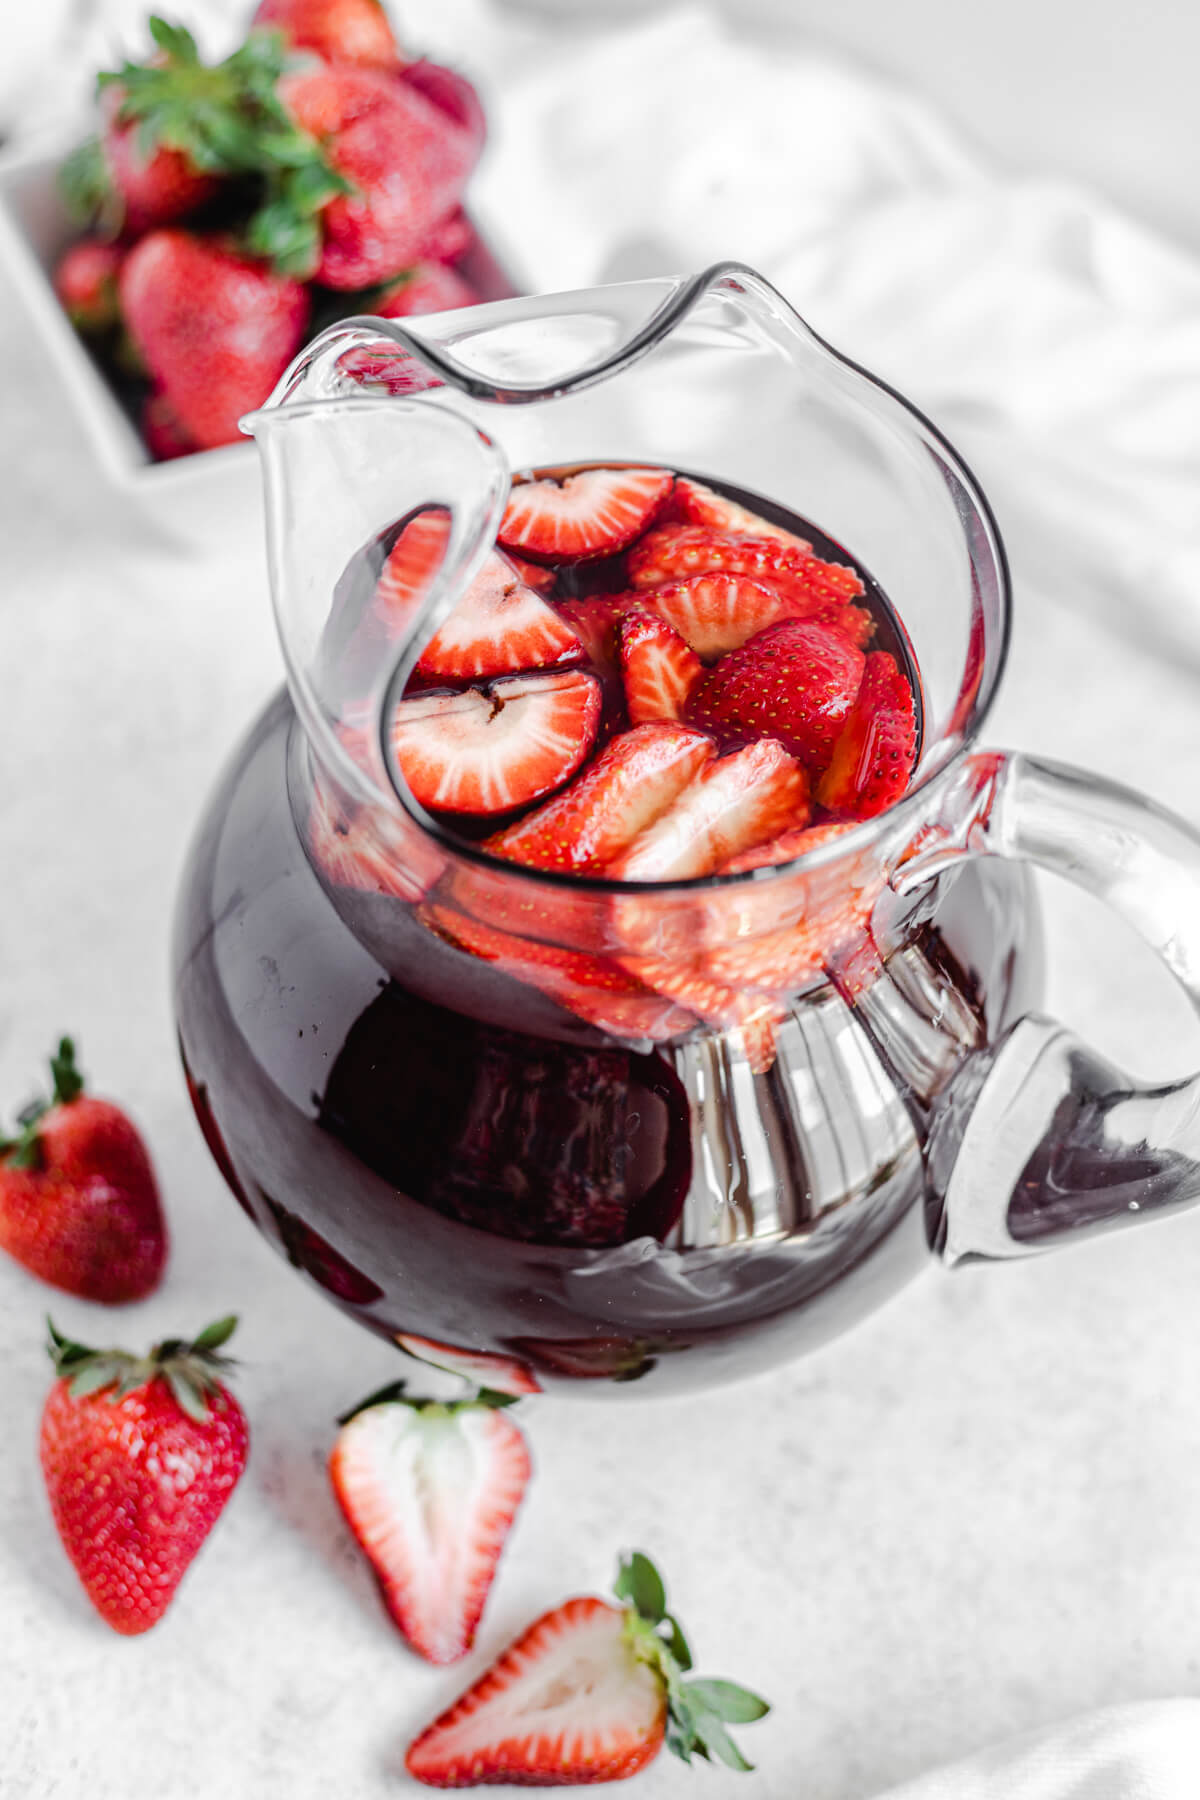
[406,1551,769,1786]
[391,669,601,816]
[687,618,866,773]
[628,524,865,607]
[396,1334,543,1399]
[331,1383,530,1665]
[607,740,810,882]
[554,593,639,673]
[618,611,703,721]
[499,467,674,563]
[666,477,811,549]
[375,517,582,680]
[816,650,918,818]
[638,569,870,657]
[426,906,696,1043]
[486,722,714,875]
[720,817,859,873]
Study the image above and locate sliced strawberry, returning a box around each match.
[391,670,600,816]
[554,593,639,672]
[418,553,583,682]
[406,1550,768,1787]
[628,524,865,607]
[720,818,859,873]
[617,611,703,721]
[396,1335,542,1398]
[635,570,869,656]
[330,1387,530,1665]
[485,722,714,875]
[607,741,810,883]
[375,509,450,632]
[426,905,696,1042]
[504,552,558,597]
[307,778,429,902]
[687,619,866,773]
[816,650,918,818]
[499,466,674,564]
[407,1596,664,1785]
[666,477,812,549]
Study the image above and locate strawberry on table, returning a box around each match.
[120,229,310,450]
[377,260,481,317]
[251,0,403,70]
[499,467,675,564]
[278,65,478,288]
[52,240,124,332]
[391,669,601,816]
[687,618,867,773]
[817,650,918,818]
[0,1038,165,1303]
[330,1380,530,1664]
[485,722,714,875]
[618,611,702,722]
[141,389,197,462]
[399,61,488,164]
[39,1316,247,1635]
[406,1550,769,1785]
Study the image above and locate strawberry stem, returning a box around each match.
[45,1315,240,1422]
[0,1036,86,1169]
[50,1037,85,1106]
[614,1552,770,1772]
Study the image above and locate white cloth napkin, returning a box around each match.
[6,7,1200,1796]
[873,1701,1200,1800]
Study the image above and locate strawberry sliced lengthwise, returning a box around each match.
[499,466,674,563]
[817,650,918,819]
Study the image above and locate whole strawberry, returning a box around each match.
[40,1316,247,1635]
[120,230,310,449]
[0,1038,166,1303]
[52,240,125,333]
[277,66,478,288]
[251,0,402,70]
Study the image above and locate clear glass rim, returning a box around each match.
[262,262,1012,895]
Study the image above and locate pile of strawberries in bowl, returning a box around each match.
[52,0,493,460]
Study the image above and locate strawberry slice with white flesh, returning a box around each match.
[628,525,865,607]
[330,1384,531,1666]
[618,611,702,721]
[391,669,601,815]
[499,466,674,563]
[485,721,715,875]
[373,513,582,681]
[417,552,583,682]
[816,650,918,819]
[406,1551,769,1786]
[606,740,810,882]
[396,1335,543,1399]
[667,476,812,549]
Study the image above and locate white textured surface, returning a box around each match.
[5,8,1200,1799]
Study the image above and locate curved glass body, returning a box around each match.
[173,266,1200,1395]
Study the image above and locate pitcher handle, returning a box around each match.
[896,751,1200,1263]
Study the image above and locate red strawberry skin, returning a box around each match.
[120,231,310,450]
[281,67,476,289]
[40,1373,247,1634]
[251,0,402,69]
[141,390,197,462]
[399,61,487,162]
[406,1595,666,1786]
[100,89,220,235]
[377,261,480,317]
[628,524,864,606]
[0,1099,166,1303]
[500,468,674,564]
[54,240,124,331]
[618,611,702,722]
[817,650,918,818]
[687,618,866,773]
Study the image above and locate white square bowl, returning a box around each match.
[0,141,252,491]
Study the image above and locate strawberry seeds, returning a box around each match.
[311,464,920,1067]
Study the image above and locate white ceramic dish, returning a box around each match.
[0,142,255,491]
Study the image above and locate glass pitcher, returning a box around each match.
[172,263,1200,1396]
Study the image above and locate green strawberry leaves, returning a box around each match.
[61,16,353,273]
[337,1378,521,1428]
[0,1037,86,1169]
[46,1315,240,1423]
[616,1551,769,1772]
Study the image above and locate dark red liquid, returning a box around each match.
[173,474,1038,1394]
